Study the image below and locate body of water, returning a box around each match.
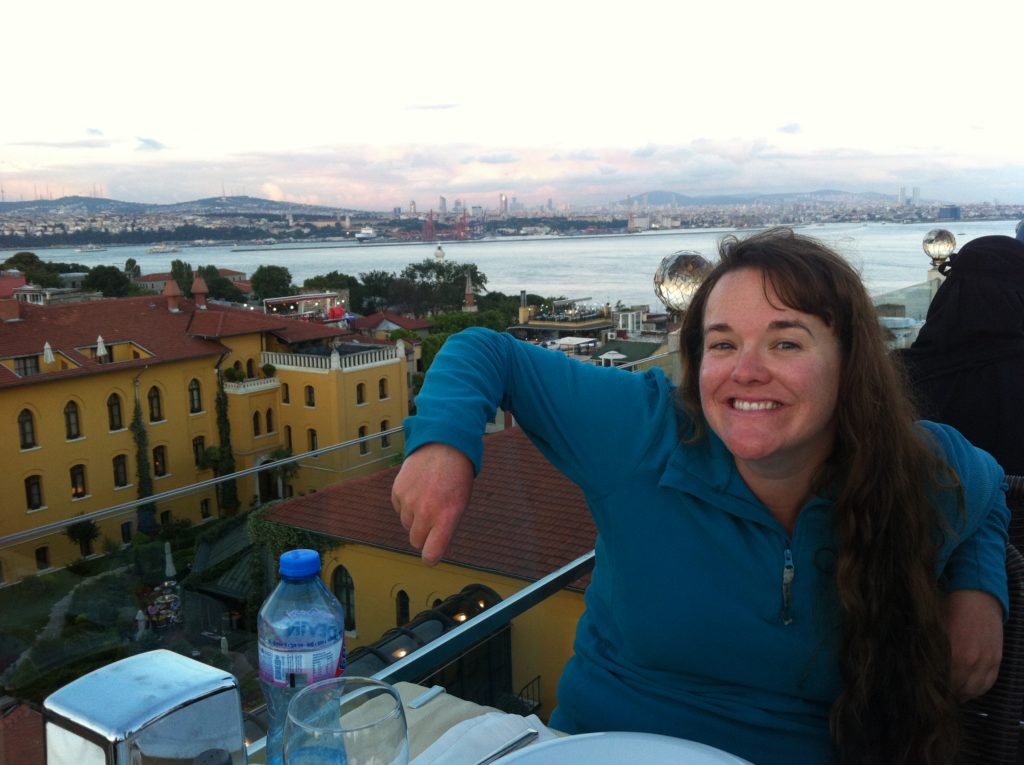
[9,220,1020,310]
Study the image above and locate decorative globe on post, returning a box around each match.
[922,228,956,270]
[654,250,712,314]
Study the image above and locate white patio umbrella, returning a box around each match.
[43,341,55,364]
[164,541,177,580]
[96,335,108,357]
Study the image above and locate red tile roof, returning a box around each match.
[264,428,595,586]
[349,312,433,332]
[0,296,350,389]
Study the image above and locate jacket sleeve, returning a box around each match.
[924,421,1011,616]
[404,327,678,495]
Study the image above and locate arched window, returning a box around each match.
[107,393,123,430]
[380,420,391,448]
[266,408,275,433]
[188,379,202,413]
[308,429,318,451]
[153,446,168,477]
[358,426,368,455]
[332,565,357,632]
[70,464,87,498]
[282,382,290,404]
[305,385,316,407]
[285,425,293,451]
[148,386,163,422]
[113,455,129,487]
[378,377,389,400]
[25,475,43,510]
[64,401,81,439]
[35,546,50,571]
[18,409,36,449]
[253,411,262,436]
[356,383,366,405]
[246,359,255,379]
[396,590,410,627]
[232,360,242,374]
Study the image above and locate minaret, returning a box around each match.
[462,273,478,313]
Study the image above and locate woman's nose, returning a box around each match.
[731,348,769,383]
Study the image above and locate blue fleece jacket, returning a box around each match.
[404,328,1010,765]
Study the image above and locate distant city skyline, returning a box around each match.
[4,1,1022,210]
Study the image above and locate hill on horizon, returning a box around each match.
[0,195,370,217]
[621,189,897,207]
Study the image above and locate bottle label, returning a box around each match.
[258,607,346,687]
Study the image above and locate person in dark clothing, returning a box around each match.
[900,234,1024,474]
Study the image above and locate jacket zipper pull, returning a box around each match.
[781,548,795,625]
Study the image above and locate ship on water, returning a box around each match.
[354,226,377,242]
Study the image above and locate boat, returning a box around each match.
[147,244,181,254]
[75,244,107,252]
[354,227,377,242]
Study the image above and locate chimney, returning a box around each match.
[0,299,21,321]
[190,275,209,309]
[162,280,182,312]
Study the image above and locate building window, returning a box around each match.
[332,565,357,632]
[396,589,410,627]
[35,546,50,571]
[308,429,318,452]
[70,464,87,498]
[379,377,389,400]
[285,426,293,451]
[246,359,255,379]
[15,355,40,377]
[107,393,124,430]
[200,498,211,519]
[193,436,206,467]
[64,401,82,439]
[282,383,290,404]
[188,379,203,413]
[380,420,391,448]
[153,446,168,477]
[253,412,262,436]
[25,475,43,510]
[358,426,368,455]
[356,383,366,405]
[121,521,132,543]
[113,455,129,487]
[305,385,316,407]
[160,510,171,526]
[18,409,36,449]
[148,386,163,422]
[266,408,274,433]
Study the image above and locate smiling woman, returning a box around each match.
[392,227,1010,765]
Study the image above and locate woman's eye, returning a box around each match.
[706,341,733,351]
[775,340,800,350]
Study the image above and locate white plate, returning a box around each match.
[493,731,754,764]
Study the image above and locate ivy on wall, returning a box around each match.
[130,394,157,533]
[214,371,240,512]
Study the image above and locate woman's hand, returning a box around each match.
[391,443,475,566]
[945,589,1004,701]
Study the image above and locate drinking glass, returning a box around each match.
[284,677,408,765]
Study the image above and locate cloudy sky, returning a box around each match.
[3,0,1022,211]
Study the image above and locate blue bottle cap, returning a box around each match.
[279,549,321,578]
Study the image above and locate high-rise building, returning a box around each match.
[499,194,508,215]
[439,196,447,215]
[898,187,906,206]
[912,187,920,207]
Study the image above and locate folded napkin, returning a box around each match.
[411,711,559,765]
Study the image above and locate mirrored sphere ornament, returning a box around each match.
[654,250,712,312]
[922,229,956,269]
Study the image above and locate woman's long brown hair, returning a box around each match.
[678,228,961,763]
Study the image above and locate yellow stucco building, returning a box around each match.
[0,280,409,584]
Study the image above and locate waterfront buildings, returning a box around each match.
[0,281,409,584]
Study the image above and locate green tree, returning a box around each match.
[356,269,397,314]
[1,251,60,287]
[124,258,141,280]
[65,518,101,558]
[84,265,131,297]
[251,265,293,300]
[430,309,509,334]
[399,259,488,317]
[213,372,240,513]
[170,259,194,296]
[197,265,246,302]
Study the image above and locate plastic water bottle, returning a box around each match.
[258,548,347,765]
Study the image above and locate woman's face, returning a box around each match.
[699,268,842,476]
